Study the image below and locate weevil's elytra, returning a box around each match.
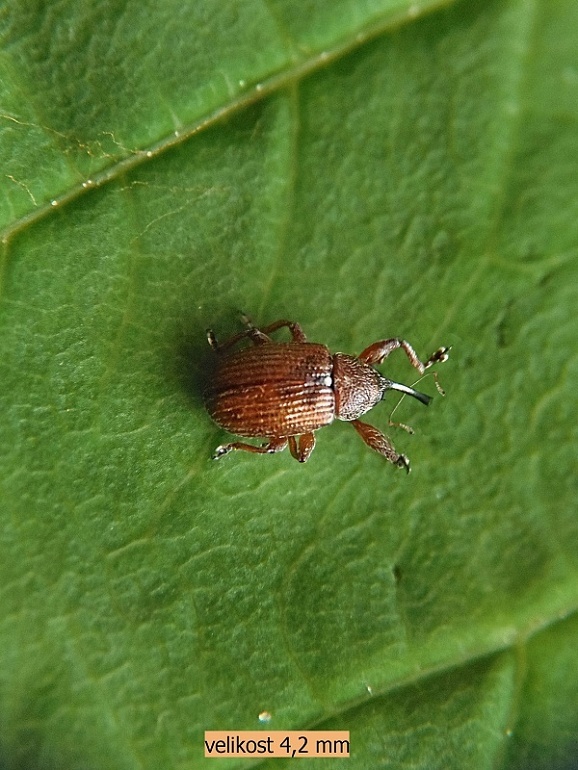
[204,343,335,437]
[204,317,449,469]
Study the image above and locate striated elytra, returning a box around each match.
[204,317,449,470]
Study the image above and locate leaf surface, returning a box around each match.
[1,1,577,768]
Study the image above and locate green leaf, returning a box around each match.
[1,0,577,768]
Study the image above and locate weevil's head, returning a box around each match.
[333,353,432,421]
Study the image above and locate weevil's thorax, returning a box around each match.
[332,353,385,422]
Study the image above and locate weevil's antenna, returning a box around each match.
[383,346,449,432]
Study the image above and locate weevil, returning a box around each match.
[204,317,449,470]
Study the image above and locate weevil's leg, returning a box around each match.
[208,317,309,352]
[424,346,451,395]
[425,346,451,368]
[358,338,450,375]
[358,338,427,373]
[288,433,316,463]
[256,319,308,343]
[239,314,275,345]
[206,325,272,353]
[212,437,288,459]
[211,313,282,349]
[350,419,410,473]
[207,329,220,350]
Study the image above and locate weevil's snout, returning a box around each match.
[380,377,433,406]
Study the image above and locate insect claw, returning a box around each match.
[240,312,253,328]
[425,346,451,369]
[396,455,411,473]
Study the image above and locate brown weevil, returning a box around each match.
[204,317,449,470]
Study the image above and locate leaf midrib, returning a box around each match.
[0,0,456,247]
